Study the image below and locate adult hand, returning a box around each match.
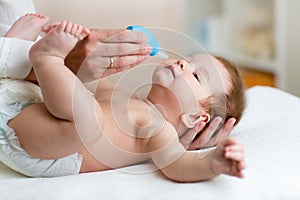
[179,117,236,150]
[65,29,151,82]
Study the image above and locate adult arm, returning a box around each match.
[65,28,151,82]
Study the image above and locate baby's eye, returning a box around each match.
[193,72,199,81]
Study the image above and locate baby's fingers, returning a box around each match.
[225,162,245,178]
[235,170,245,178]
[225,144,244,153]
[230,161,245,178]
[238,161,246,170]
[225,151,244,162]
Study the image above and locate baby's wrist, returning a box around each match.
[210,150,222,176]
[210,161,221,176]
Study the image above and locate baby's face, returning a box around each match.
[186,53,232,94]
[151,53,231,113]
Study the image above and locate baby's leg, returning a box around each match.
[4,13,49,41]
[29,21,90,121]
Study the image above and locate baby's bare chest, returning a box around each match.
[95,91,151,153]
[95,88,166,151]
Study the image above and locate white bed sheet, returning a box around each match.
[1,86,300,200]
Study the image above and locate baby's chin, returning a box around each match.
[151,66,173,85]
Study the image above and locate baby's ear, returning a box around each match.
[181,112,210,128]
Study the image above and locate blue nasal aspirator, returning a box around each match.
[126,25,168,59]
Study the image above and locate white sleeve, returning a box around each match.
[0,37,34,79]
[0,0,36,79]
[0,0,36,29]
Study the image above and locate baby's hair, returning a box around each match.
[198,56,246,136]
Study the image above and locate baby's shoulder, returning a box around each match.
[135,101,175,140]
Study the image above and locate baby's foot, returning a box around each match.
[42,22,89,40]
[5,13,50,41]
[29,21,90,65]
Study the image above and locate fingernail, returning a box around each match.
[142,34,148,42]
[230,119,236,126]
[146,45,152,53]
[214,117,222,124]
[143,46,149,53]
[142,54,150,59]
[141,44,151,53]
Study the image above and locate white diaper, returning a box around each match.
[0,79,82,177]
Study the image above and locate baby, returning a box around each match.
[1,14,246,182]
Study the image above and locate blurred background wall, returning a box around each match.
[33,0,300,96]
[33,0,182,29]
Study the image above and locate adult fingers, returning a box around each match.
[191,117,222,149]
[180,122,206,149]
[109,54,149,68]
[101,55,149,78]
[91,29,147,43]
[188,127,213,150]
[207,118,236,147]
[93,43,152,57]
[217,118,236,141]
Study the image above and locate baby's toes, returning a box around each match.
[63,22,73,33]
[74,25,83,38]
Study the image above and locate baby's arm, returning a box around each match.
[83,78,116,94]
[146,122,245,182]
[29,21,98,121]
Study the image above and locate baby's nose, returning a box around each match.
[177,59,189,71]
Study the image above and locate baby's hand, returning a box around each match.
[211,138,245,178]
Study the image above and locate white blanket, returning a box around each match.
[1,86,300,200]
